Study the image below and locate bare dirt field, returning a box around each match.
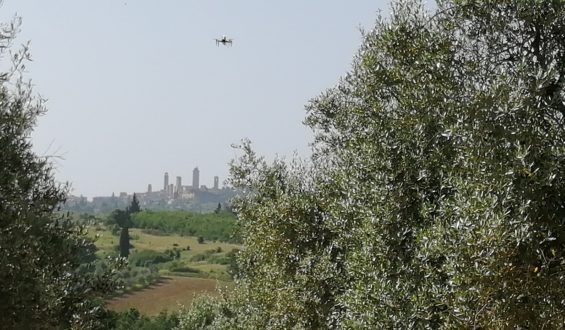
[106,276,225,315]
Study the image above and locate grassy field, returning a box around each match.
[86,217,240,314]
[87,226,240,279]
[88,226,240,254]
[105,276,227,315]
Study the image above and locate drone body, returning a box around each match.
[215,35,233,47]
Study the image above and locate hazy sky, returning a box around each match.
[1,1,391,198]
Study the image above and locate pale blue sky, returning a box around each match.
[1,1,392,198]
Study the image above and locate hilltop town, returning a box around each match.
[64,167,235,214]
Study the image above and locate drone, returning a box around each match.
[215,35,233,47]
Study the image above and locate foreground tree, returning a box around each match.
[178,0,565,328]
[0,18,121,329]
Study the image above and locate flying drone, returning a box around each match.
[215,35,233,47]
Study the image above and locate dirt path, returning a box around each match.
[106,276,224,315]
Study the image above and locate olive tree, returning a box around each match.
[0,18,121,329]
[178,0,565,328]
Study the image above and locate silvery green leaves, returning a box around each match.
[178,0,565,328]
[313,1,565,328]
[0,16,122,329]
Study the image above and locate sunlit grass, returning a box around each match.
[86,225,240,279]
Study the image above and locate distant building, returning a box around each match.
[62,172,237,213]
[192,167,200,191]
[176,176,182,198]
[65,194,88,207]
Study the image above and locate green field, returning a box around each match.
[83,211,241,314]
[131,210,239,243]
[88,226,240,280]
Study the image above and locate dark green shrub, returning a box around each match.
[169,265,201,274]
[129,250,173,267]
[105,308,179,330]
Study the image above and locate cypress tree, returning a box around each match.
[129,193,141,214]
[119,227,130,258]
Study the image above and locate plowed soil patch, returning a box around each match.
[106,276,223,315]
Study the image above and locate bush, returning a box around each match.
[169,265,201,274]
[129,250,173,267]
[106,308,179,330]
[118,266,159,291]
[190,251,213,262]
[176,296,225,330]
[189,250,230,265]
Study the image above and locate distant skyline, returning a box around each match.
[0,1,393,198]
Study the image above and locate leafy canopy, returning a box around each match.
[177,0,565,328]
[0,17,122,329]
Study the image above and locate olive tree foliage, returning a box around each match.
[0,18,122,329]
[312,0,565,327]
[178,0,565,328]
[177,143,333,330]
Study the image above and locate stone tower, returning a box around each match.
[163,172,169,191]
[176,176,182,196]
[192,167,200,191]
